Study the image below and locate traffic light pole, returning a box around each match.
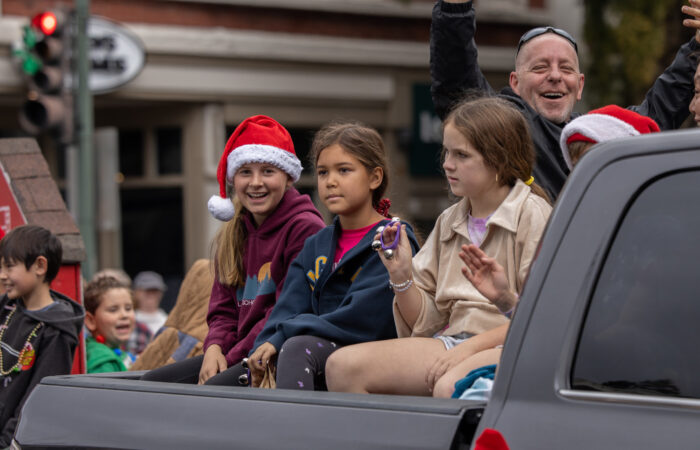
[75,0,96,279]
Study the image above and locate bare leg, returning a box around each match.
[432,347,502,398]
[326,337,446,396]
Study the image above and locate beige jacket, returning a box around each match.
[394,180,552,338]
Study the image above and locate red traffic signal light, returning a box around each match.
[31,11,58,36]
[18,8,71,140]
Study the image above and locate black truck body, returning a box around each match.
[13,129,700,449]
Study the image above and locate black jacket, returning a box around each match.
[0,291,84,446]
[430,0,700,199]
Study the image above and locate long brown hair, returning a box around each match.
[212,196,248,287]
[444,96,550,203]
[310,122,389,209]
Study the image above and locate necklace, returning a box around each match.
[0,306,43,376]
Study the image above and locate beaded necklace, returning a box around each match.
[0,306,43,376]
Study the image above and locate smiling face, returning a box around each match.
[232,162,292,227]
[689,64,700,126]
[442,123,500,199]
[0,257,44,300]
[316,144,382,223]
[85,287,135,348]
[510,33,584,124]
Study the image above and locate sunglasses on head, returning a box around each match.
[516,26,578,55]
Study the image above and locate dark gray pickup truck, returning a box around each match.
[13,129,700,449]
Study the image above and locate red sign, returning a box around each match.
[0,166,27,233]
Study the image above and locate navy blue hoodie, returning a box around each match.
[253,217,420,352]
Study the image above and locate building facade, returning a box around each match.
[0,0,582,308]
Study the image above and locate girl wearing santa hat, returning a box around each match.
[142,115,325,385]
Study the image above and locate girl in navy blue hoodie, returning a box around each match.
[142,115,325,385]
[249,122,420,390]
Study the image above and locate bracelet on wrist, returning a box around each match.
[389,278,413,292]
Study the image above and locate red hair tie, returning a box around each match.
[375,198,391,218]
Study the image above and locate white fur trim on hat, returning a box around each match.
[559,114,640,170]
[225,144,303,182]
[208,195,235,221]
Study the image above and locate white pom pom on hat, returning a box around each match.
[559,105,660,170]
[208,115,302,221]
[208,195,237,222]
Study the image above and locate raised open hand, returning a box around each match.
[459,244,517,314]
[682,0,700,44]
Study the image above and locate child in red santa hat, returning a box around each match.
[142,115,325,385]
[560,105,660,169]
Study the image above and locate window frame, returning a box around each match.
[568,169,700,400]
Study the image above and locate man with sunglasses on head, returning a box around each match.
[431,0,700,199]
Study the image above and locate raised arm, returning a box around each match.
[630,2,700,129]
[375,223,423,327]
[431,0,494,120]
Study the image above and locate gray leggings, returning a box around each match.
[275,335,341,391]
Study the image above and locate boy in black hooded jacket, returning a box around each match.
[0,225,84,447]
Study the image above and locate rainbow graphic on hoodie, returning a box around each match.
[236,262,276,307]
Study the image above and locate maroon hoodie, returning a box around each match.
[203,187,325,365]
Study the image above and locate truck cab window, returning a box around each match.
[572,171,700,399]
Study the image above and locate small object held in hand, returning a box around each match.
[241,357,249,370]
[371,240,381,251]
[380,220,401,260]
[377,226,385,234]
[238,373,249,386]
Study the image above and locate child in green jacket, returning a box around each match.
[84,276,137,373]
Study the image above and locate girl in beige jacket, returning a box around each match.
[326,97,552,398]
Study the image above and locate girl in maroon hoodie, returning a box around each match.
[142,115,325,385]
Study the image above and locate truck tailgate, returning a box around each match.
[15,373,483,450]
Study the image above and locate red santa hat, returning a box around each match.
[208,115,302,221]
[559,105,660,169]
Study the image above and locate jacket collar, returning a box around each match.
[440,179,531,242]
[328,216,391,263]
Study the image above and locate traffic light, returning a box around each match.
[14,9,72,141]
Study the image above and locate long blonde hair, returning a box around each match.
[212,196,248,287]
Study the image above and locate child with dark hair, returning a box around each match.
[248,121,420,390]
[84,276,137,373]
[0,225,84,447]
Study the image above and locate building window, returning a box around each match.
[156,127,182,175]
[119,129,144,177]
[571,171,700,399]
